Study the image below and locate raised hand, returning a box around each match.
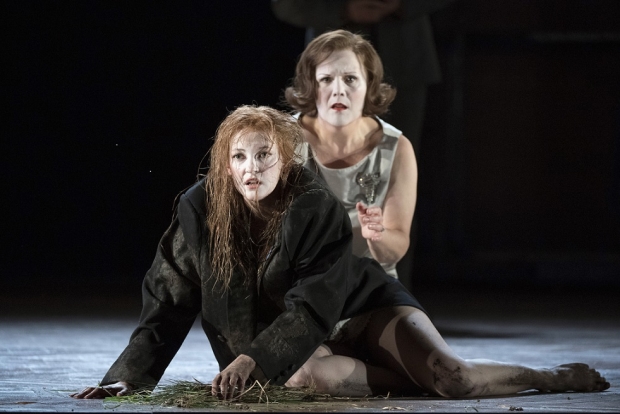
[356,202,385,242]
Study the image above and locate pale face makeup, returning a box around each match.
[315,49,368,128]
[228,133,282,206]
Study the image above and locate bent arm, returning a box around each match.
[366,135,417,264]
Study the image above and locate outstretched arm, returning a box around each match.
[72,192,203,398]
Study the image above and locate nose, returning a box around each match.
[247,159,260,173]
[332,77,345,96]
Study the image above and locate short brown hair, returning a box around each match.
[284,29,396,117]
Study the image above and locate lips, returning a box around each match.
[245,178,259,188]
[331,103,348,110]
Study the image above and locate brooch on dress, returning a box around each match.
[356,172,380,205]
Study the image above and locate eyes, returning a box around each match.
[318,75,358,85]
[231,151,271,161]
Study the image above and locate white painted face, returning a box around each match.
[228,132,282,205]
[315,49,367,127]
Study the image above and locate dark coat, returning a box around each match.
[101,168,420,389]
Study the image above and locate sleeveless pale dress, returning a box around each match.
[297,116,401,279]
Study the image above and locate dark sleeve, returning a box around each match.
[243,189,351,385]
[271,0,347,30]
[101,194,203,390]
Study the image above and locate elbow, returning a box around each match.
[370,237,409,264]
[381,249,408,266]
[389,249,409,265]
[393,240,410,263]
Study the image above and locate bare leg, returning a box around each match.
[365,306,610,397]
[285,344,421,396]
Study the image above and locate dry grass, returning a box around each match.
[103,379,339,409]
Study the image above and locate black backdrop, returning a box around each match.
[4,1,305,292]
[4,1,620,296]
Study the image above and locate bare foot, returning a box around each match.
[538,363,610,392]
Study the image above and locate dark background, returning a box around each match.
[4,1,620,300]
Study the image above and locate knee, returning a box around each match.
[285,358,332,393]
[286,345,334,390]
[285,364,312,388]
[286,359,326,390]
[428,358,480,398]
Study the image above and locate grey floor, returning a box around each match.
[1,287,619,412]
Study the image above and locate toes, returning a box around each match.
[590,371,610,391]
[596,378,610,391]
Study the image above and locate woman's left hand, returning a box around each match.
[211,354,256,400]
[356,202,385,242]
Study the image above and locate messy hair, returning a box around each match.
[284,29,396,117]
[205,105,303,291]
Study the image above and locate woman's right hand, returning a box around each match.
[70,381,133,399]
[356,202,385,242]
[212,354,256,400]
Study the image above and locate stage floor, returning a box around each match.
[1,287,618,412]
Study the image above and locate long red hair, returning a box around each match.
[205,105,303,291]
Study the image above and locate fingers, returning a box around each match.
[70,386,112,399]
[367,223,385,232]
[116,387,130,397]
[361,208,382,223]
[212,373,234,400]
[357,203,385,240]
[70,382,132,399]
[357,203,383,216]
[212,383,241,400]
[356,202,367,215]
[212,374,246,400]
[70,387,101,399]
[365,206,382,217]
[70,387,94,399]
[87,388,111,399]
[369,227,384,241]
[211,374,222,397]
[358,204,382,221]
